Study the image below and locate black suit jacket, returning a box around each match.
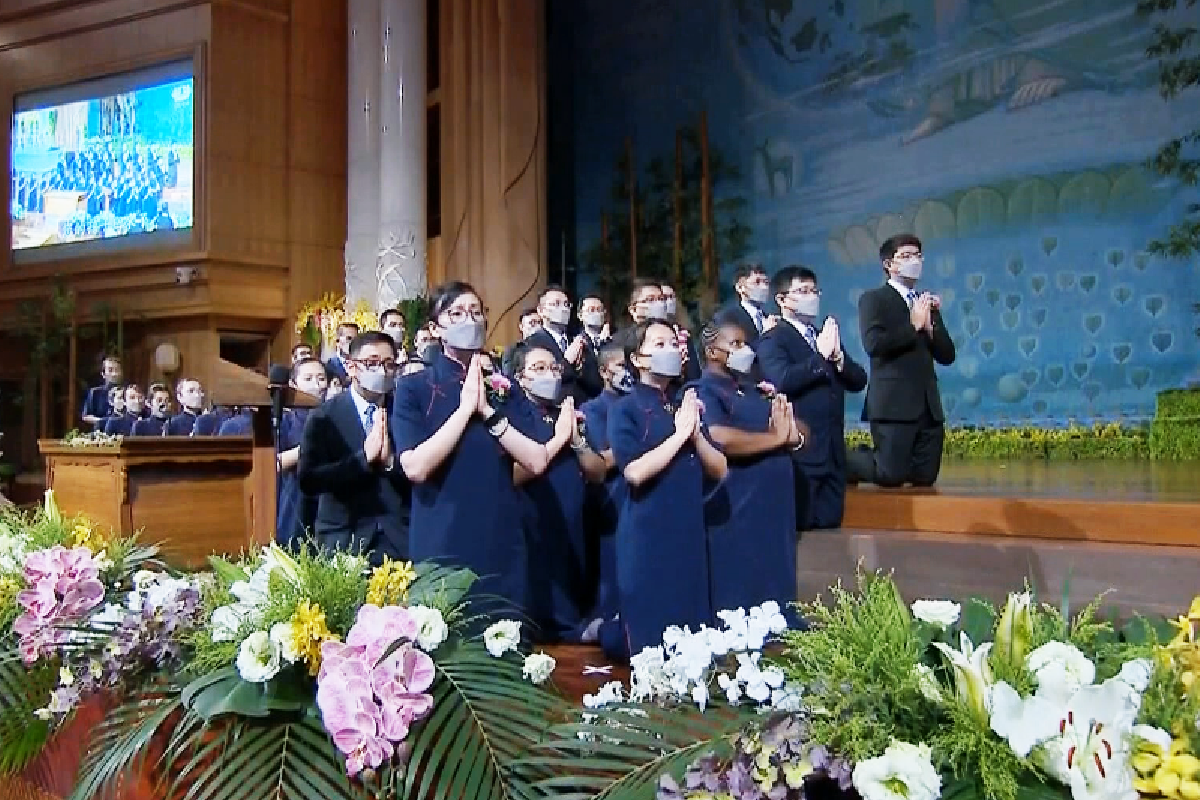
[524,327,604,403]
[296,391,409,562]
[757,319,868,470]
[857,284,956,423]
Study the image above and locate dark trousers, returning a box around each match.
[792,460,845,530]
[849,409,945,488]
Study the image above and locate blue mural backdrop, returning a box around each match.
[557,0,1200,426]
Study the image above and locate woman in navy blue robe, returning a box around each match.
[508,345,607,641]
[693,317,805,617]
[391,281,576,620]
[608,321,728,655]
[276,358,329,547]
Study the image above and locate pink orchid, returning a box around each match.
[487,373,511,390]
[12,545,107,664]
[330,711,393,777]
[319,641,370,682]
[347,605,419,664]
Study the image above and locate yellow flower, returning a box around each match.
[366,558,417,607]
[288,600,338,676]
[0,576,19,612]
[71,519,105,553]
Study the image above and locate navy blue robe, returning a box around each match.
[607,383,713,654]
[579,389,624,621]
[694,371,797,616]
[82,385,113,430]
[165,411,199,436]
[391,353,534,618]
[509,396,588,641]
[131,417,167,437]
[276,408,314,548]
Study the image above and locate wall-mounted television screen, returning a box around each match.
[10,59,194,260]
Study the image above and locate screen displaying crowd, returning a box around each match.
[10,75,194,251]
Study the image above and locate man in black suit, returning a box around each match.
[297,331,410,565]
[848,233,956,487]
[526,285,604,404]
[721,263,776,345]
[324,322,359,385]
[501,307,542,377]
[758,265,868,529]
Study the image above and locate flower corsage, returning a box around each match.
[757,381,778,401]
[485,372,512,405]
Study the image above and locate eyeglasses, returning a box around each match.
[785,287,822,297]
[444,308,486,324]
[543,302,572,311]
[893,252,923,262]
[354,358,398,371]
[526,363,564,376]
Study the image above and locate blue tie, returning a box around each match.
[753,307,764,333]
[905,289,918,307]
[801,324,818,350]
[364,403,376,431]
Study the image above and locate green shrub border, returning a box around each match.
[844,390,1200,461]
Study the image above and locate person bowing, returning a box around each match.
[608,320,727,655]
[297,331,409,566]
[391,281,575,623]
[694,316,806,620]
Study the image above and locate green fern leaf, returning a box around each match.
[67,686,181,800]
[0,649,55,774]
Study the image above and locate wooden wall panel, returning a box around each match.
[440,0,547,347]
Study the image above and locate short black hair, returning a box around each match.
[580,291,605,306]
[879,233,922,262]
[379,308,405,327]
[510,343,555,375]
[430,280,480,319]
[347,331,398,359]
[291,357,324,381]
[148,383,169,396]
[290,342,312,356]
[598,340,625,366]
[732,263,767,284]
[336,322,360,334]
[123,383,144,397]
[539,284,569,303]
[772,265,818,298]
[627,277,663,306]
[519,306,540,322]
[622,319,676,374]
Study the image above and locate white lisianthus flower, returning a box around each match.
[409,605,449,652]
[911,599,961,628]
[1026,641,1096,705]
[483,620,522,657]
[269,621,301,663]
[522,652,556,685]
[852,740,942,800]
[236,630,282,683]
[1115,658,1154,693]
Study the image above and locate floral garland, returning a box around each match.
[62,429,123,447]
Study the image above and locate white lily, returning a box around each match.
[989,680,1062,757]
[994,591,1033,668]
[932,631,994,720]
[1035,678,1140,800]
[43,489,62,524]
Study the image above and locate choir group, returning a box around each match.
[82,233,954,660]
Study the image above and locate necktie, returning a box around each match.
[753,307,764,333]
[364,403,376,431]
[905,289,917,307]
[801,324,818,350]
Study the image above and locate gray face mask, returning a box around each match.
[645,300,668,321]
[747,285,770,305]
[441,319,485,351]
[642,348,682,378]
[357,367,393,395]
[794,294,821,319]
[527,374,562,402]
[725,346,757,374]
[663,298,677,317]
[581,311,605,329]
[126,400,145,415]
[543,306,571,327]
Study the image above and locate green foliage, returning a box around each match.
[580,125,751,316]
[67,686,182,800]
[397,295,430,348]
[845,423,1153,460]
[1151,388,1200,460]
[778,572,928,763]
[1138,0,1200,261]
[930,703,1030,800]
[0,649,55,774]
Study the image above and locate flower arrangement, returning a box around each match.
[485,371,512,405]
[294,293,379,354]
[61,429,123,447]
[0,495,568,800]
[515,574,1200,800]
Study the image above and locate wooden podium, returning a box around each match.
[39,359,316,568]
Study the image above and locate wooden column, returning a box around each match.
[439,0,547,347]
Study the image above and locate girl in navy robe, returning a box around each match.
[509,345,606,641]
[276,358,328,547]
[608,320,728,655]
[693,316,806,617]
[391,281,576,620]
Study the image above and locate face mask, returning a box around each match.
[664,298,677,317]
[642,348,682,378]
[725,346,756,374]
[442,319,485,351]
[581,311,605,329]
[747,285,770,305]
[613,370,635,393]
[126,400,144,415]
[383,327,405,345]
[357,367,393,395]
[527,374,561,402]
[644,300,668,321]
[152,403,168,417]
[543,306,571,327]
[894,259,922,280]
[794,294,821,318]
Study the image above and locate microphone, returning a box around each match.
[267,363,291,432]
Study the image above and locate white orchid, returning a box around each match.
[932,631,994,720]
[995,591,1034,668]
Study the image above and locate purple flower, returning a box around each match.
[347,605,419,664]
[13,546,108,664]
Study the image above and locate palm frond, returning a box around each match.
[0,649,54,774]
[67,686,181,800]
[515,700,756,800]
[402,638,567,800]
[162,710,357,800]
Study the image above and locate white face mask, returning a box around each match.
[581,310,605,329]
[543,306,571,327]
[663,297,677,317]
[383,326,405,345]
[794,293,820,319]
[644,300,668,321]
[126,400,144,415]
